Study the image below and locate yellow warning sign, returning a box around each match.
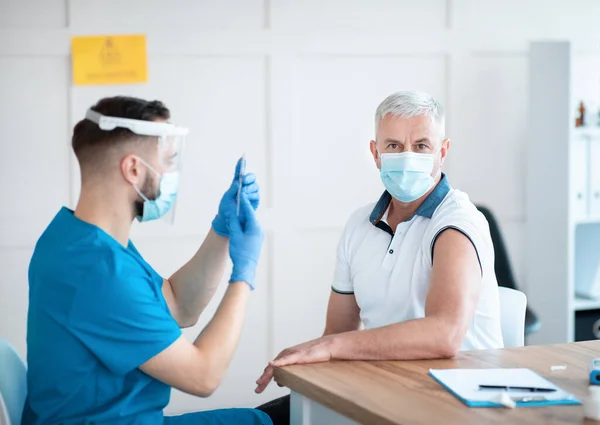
[71,34,147,86]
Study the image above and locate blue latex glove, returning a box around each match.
[227,193,264,290]
[212,157,260,237]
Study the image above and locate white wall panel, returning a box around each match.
[272,229,341,354]
[0,0,66,28]
[271,0,447,31]
[448,55,528,220]
[274,55,447,227]
[0,57,70,248]
[70,0,265,32]
[70,56,267,240]
[461,0,600,34]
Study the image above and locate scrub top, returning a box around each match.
[22,207,182,425]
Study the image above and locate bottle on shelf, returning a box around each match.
[576,101,586,127]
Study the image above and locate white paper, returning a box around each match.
[429,368,576,403]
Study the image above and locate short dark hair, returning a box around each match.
[72,96,170,171]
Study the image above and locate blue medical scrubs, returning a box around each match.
[22,207,271,425]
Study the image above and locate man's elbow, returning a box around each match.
[434,325,464,358]
[192,382,218,398]
[189,372,221,398]
[178,316,199,329]
[175,306,201,328]
[436,340,460,358]
[186,353,225,397]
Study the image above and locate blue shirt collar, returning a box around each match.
[369,173,451,224]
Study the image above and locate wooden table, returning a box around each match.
[274,341,600,425]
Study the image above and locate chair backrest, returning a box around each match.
[0,393,10,425]
[498,287,527,347]
[475,205,518,290]
[0,339,27,425]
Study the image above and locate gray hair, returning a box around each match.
[375,90,445,139]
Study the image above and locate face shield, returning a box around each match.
[85,109,189,224]
[154,133,187,224]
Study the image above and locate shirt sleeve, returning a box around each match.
[331,226,354,294]
[428,208,491,275]
[68,266,182,375]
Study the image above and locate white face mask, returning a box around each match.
[379,152,436,202]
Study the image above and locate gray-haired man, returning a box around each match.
[256,91,503,425]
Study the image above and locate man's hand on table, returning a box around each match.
[255,336,336,394]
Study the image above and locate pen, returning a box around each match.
[236,154,246,217]
[478,385,556,393]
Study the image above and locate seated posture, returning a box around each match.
[23,96,271,425]
[255,90,504,425]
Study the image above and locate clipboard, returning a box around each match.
[429,368,581,407]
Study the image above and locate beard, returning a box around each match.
[134,172,160,217]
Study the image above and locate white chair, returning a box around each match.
[1,393,10,425]
[0,339,27,425]
[498,287,527,348]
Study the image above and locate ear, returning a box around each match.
[369,140,381,169]
[120,154,144,186]
[439,138,451,166]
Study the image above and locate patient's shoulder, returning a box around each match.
[345,202,378,228]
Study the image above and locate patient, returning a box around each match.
[255,90,504,425]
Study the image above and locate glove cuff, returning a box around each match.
[230,266,256,290]
[211,214,229,237]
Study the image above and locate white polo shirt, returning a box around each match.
[332,175,504,351]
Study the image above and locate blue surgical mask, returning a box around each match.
[133,160,180,222]
[379,152,436,203]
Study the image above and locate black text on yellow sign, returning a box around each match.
[71,34,148,86]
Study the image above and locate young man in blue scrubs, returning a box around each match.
[23,96,272,425]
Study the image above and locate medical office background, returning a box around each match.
[2,0,600,416]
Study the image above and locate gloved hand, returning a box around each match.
[212,157,260,238]
[227,194,264,290]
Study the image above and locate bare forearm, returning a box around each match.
[330,317,461,361]
[169,230,228,324]
[193,282,250,387]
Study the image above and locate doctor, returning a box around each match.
[23,96,272,425]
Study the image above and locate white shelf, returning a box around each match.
[574,217,600,226]
[573,127,600,139]
[574,296,600,311]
